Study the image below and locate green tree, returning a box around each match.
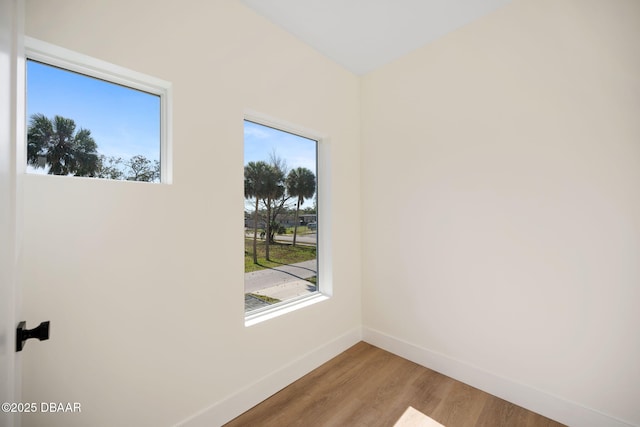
[286,167,316,246]
[261,164,285,260]
[27,114,99,176]
[125,155,159,182]
[265,152,292,244]
[96,155,124,180]
[96,154,159,182]
[245,161,272,264]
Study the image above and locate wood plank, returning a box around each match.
[224,342,567,427]
[428,381,489,426]
[394,407,446,427]
[475,394,565,427]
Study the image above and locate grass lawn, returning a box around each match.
[283,225,314,235]
[245,238,316,273]
[246,293,280,304]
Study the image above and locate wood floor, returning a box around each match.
[224,342,566,427]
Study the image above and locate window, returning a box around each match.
[24,37,171,183]
[244,117,324,319]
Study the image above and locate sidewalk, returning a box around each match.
[245,259,317,301]
[253,279,317,301]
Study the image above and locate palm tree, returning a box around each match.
[27,114,99,176]
[244,161,271,264]
[286,167,316,246]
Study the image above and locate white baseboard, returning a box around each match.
[362,327,636,427]
[175,327,362,427]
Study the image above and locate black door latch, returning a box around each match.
[16,321,50,352]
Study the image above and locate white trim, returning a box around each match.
[174,327,362,427]
[23,37,173,183]
[245,293,329,326]
[243,110,326,143]
[243,110,332,320]
[316,130,332,296]
[24,37,169,96]
[0,1,24,426]
[362,327,637,427]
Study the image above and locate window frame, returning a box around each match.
[24,36,173,183]
[243,111,331,326]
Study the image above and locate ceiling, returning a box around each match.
[241,0,514,75]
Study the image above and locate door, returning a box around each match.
[0,1,22,426]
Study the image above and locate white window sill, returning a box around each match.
[245,292,329,327]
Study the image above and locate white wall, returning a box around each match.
[362,0,640,425]
[21,1,361,426]
[21,0,640,426]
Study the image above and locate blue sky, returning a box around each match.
[26,60,160,165]
[244,120,317,209]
